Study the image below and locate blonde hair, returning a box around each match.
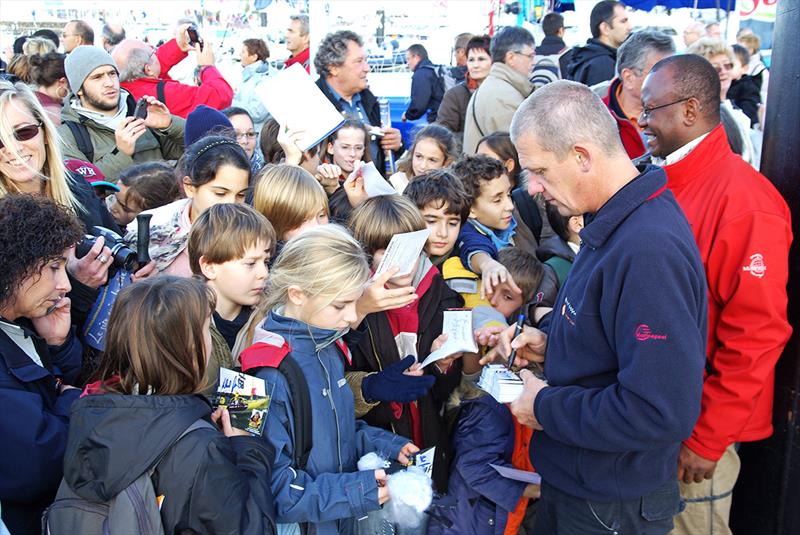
[23,37,56,57]
[253,164,329,240]
[242,225,369,347]
[0,81,82,213]
[349,195,426,255]
[687,38,734,63]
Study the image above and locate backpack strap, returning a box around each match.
[151,419,215,474]
[64,120,94,163]
[156,79,166,106]
[240,338,313,470]
[470,86,486,139]
[512,188,543,244]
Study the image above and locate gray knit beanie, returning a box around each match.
[64,45,118,93]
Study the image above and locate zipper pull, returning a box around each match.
[322,388,328,397]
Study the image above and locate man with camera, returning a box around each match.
[58,46,186,181]
[113,24,234,118]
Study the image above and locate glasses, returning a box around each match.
[639,98,692,121]
[236,131,257,140]
[513,50,535,60]
[0,123,42,150]
[711,62,734,74]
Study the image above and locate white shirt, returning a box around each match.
[0,319,43,367]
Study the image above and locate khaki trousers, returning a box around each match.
[670,444,741,535]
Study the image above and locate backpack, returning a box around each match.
[530,49,571,90]
[436,64,457,93]
[42,419,215,535]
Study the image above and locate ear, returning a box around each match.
[287,285,306,307]
[504,159,515,175]
[573,145,592,172]
[469,205,478,219]
[683,97,701,127]
[568,215,584,234]
[599,21,611,37]
[327,141,334,156]
[620,67,637,89]
[504,50,516,65]
[182,176,195,198]
[198,256,218,281]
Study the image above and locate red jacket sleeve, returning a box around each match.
[162,66,234,117]
[155,38,188,81]
[685,210,792,461]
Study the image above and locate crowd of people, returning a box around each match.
[0,2,791,534]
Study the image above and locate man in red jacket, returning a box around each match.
[601,29,674,161]
[112,24,233,118]
[284,14,310,73]
[640,54,792,535]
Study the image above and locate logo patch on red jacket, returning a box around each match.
[742,253,767,278]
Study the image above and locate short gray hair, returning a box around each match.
[616,29,675,76]
[510,80,624,159]
[290,14,309,36]
[119,47,151,82]
[314,30,363,78]
[490,26,535,64]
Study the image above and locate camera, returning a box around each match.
[75,214,152,275]
[134,98,148,120]
[187,25,204,50]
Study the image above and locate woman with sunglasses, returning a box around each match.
[0,81,153,327]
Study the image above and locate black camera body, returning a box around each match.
[75,214,152,276]
[134,98,148,120]
[187,25,204,50]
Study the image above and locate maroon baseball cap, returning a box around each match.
[64,159,120,192]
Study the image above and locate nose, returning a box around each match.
[343,302,358,324]
[527,179,544,197]
[435,221,447,238]
[256,261,268,280]
[56,265,72,294]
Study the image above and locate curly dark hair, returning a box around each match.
[0,195,84,308]
[450,154,506,205]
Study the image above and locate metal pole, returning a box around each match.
[730,0,800,532]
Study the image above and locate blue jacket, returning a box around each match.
[457,217,517,271]
[432,395,526,535]
[253,310,408,534]
[232,60,272,132]
[407,58,444,122]
[532,166,707,502]
[0,320,82,534]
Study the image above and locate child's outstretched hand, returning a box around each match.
[481,259,521,300]
[430,333,463,373]
[356,266,417,319]
[398,442,420,464]
[315,163,343,194]
[277,124,306,165]
[343,162,368,208]
[211,407,251,437]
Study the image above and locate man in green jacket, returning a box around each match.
[58,46,185,181]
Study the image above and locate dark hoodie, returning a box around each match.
[536,235,577,288]
[566,38,617,86]
[64,393,276,535]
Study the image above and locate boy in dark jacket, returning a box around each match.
[347,195,465,492]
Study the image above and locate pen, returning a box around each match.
[507,314,526,370]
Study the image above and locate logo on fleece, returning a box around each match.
[742,253,767,278]
[560,297,577,326]
[635,324,668,341]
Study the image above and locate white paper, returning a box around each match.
[420,310,479,368]
[374,229,430,279]
[362,162,397,197]
[477,364,524,403]
[256,63,345,151]
[218,367,266,397]
[489,464,542,485]
[414,447,435,478]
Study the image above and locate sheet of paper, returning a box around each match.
[420,309,479,368]
[361,161,397,197]
[218,367,266,397]
[256,63,345,151]
[373,229,430,279]
[490,464,542,485]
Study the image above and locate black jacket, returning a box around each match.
[407,58,444,122]
[728,75,761,126]
[347,270,463,491]
[316,78,403,176]
[566,38,617,86]
[64,393,277,535]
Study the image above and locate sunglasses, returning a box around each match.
[712,62,734,74]
[0,123,42,150]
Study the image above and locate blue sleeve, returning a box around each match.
[534,236,707,452]
[48,329,82,385]
[256,369,381,524]
[354,419,408,459]
[405,69,434,121]
[0,368,80,503]
[453,400,526,512]
[458,223,497,271]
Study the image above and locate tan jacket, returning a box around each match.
[462,63,534,154]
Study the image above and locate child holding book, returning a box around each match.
[241,225,413,534]
[188,203,276,393]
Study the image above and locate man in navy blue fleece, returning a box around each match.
[501,81,708,534]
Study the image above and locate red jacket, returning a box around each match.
[664,124,792,461]
[121,39,233,118]
[284,47,310,73]
[602,78,646,161]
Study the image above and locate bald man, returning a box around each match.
[682,21,704,48]
[112,24,232,118]
[640,54,791,535]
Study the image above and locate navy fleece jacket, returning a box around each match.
[531,165,707,502]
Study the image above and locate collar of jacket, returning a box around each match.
[316,76,379,118]
[585,37,618,56]
[265,308,349,355]
[488,62,534,97]
[663,124,729,192]
[242,60,269,81]
[580,164,667,249]
[63,89,137,127]
[0,318,54,381]
[468,216,518,250]
[537,35,567,54]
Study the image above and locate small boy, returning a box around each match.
[404,169,471,266]
[536,203,582,288]
[450,155,519,299]
[187,203,276,393]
